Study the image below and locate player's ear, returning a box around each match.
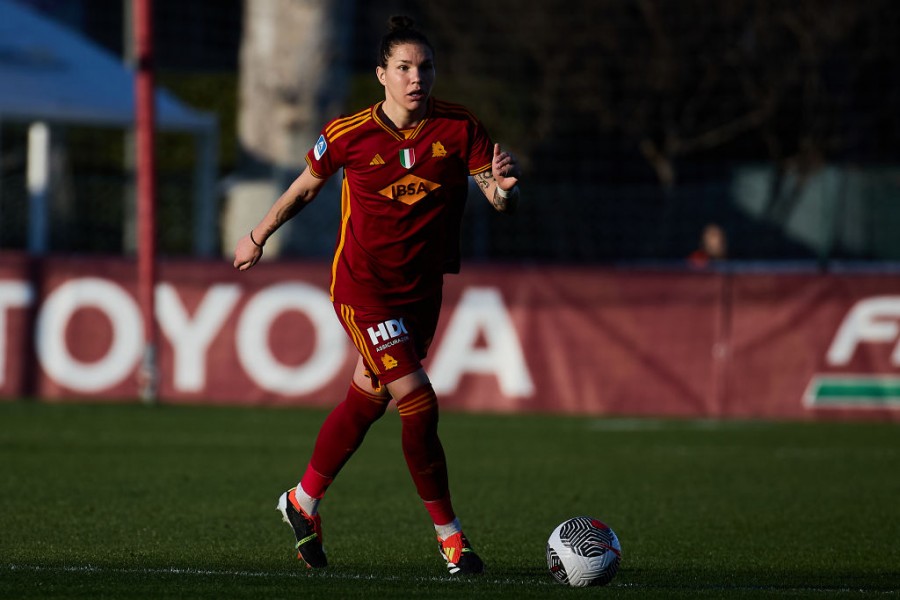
[376,66,386,85]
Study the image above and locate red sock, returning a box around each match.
[397,383,452,517]
[303,381,388,496]
[299,466,333,501]
[424,496,457,527]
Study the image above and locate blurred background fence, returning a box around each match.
[1,0,899,265]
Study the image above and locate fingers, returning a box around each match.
[494,143,511,165]
[235,256,257,271]
[492,143,521,183]
[233,236,262,271]
[493,145,510,168]
[495,156,517,178]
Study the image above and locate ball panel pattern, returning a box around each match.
[547,516,622,587]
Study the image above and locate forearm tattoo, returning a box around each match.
[491,185,519,214]
[474,171,518,214]
[474,171,492,192]
[275,200,305,226]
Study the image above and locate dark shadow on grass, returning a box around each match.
[618,566,900,594]
[5,563,897,599]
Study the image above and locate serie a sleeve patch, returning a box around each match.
[314,134,328,160]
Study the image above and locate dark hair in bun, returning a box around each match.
[378,15,433,68]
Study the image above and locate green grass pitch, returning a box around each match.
[1,401,898,598]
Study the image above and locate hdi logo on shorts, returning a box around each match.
[367,318,408,345]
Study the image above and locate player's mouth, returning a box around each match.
[408,89,427,102]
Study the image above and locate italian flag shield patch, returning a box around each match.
[399,148,416,169]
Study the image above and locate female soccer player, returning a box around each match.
[233,15,520,575]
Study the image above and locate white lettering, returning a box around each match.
[236,282,346,394]
[35,278,142,392]
[368,319,407,345]
[827,296,900,366]
[387,318,407,337]
[430,287,534,397]
[157,283,240,392]
[2,276,541,403]
[367,323,388,345]
[0,281,34,386]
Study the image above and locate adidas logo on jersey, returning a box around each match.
[370,154,385,166]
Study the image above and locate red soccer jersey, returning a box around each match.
[305,97,494,306]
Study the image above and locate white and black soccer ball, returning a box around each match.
[546,516,622,587]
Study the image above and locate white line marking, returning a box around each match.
[5,564,896,593]
[4,563,550,586]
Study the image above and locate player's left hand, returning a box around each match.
[492,143,520,191]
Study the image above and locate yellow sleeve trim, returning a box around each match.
[305,155,326,179]
[470,163,492,176]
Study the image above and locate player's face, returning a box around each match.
[377,42,435,118]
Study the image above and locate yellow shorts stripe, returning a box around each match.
[339,304,380,375]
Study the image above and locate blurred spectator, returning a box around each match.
[688,223,728,268]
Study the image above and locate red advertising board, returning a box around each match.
[1,253,898,420]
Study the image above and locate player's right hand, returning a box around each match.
[233,234,263,271]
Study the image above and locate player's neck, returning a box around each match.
[381,99,427,130]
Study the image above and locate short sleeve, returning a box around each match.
[467,116,494,176]
[305,123,344,179]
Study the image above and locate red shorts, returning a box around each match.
[333,293,442,387]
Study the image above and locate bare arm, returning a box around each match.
[474,143,521,214]
[233,167,327,271]
[473,170,520,213]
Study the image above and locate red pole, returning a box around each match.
[134,0,158,402]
